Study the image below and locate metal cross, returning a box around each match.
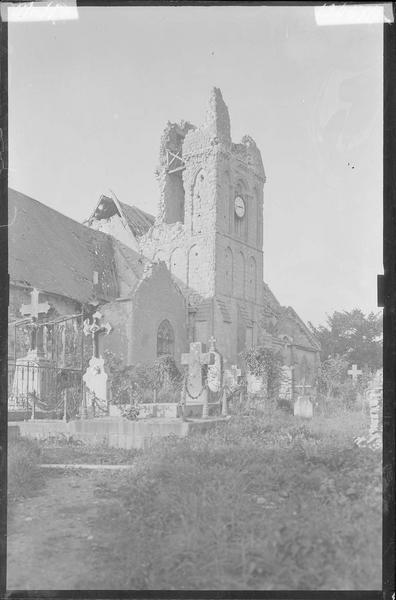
[83,311,112,359]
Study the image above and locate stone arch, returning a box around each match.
[224,246,233,295]
[254,186,262,247]
[188,244,202,291]
[247,256,257,300]
[156,319,175,357]
[192,169,205,235]
[235,250,245,298]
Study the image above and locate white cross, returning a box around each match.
[348,364,362,383]
[20,288,50,320]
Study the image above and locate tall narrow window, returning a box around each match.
[157,319,175,357]
[247,256,257,300]
[224,247,233,295]
[192,170,205,234]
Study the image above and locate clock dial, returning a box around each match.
[234,196,245,218]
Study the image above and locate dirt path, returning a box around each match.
[7,470,122,590]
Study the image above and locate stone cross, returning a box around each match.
[348,364,362,384]
[181,341,214,400]
[20,288,51,355]
[83,311,112,359]
[20,288,51,321]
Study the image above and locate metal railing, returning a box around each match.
[8,360,83,420]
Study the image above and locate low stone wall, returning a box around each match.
[8,415,229,449]
[109,402,221,419]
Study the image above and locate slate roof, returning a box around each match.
[88,194,154,239]
[118,200,154,238]
[8,188,144,305]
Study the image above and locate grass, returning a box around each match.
[38,436,141,465]
[7,437,44,500]
[86,408,382,590]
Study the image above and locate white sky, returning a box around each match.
[8,5,383,326]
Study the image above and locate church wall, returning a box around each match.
[100,299,133,366]
[129,265,187,365]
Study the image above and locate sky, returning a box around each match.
[7,5,384,326]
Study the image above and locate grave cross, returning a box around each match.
[181,341,214,399]
[20,288,51,320]
[83,311,112,359]
[348,364,362,384]
[20,288,51,354]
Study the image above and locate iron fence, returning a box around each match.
[8,360,83,420]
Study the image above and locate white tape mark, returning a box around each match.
[2,1,78,23]
[315,4,393,26]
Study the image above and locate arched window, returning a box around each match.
[157,319,175,357]
[235,251,245,298]
[192,170,205,234]
[247,256,257,300]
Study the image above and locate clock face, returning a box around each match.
[234,196,245,218]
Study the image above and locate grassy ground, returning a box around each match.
[7,408,382,590]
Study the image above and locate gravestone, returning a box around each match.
[181,341,214,418]
[294,396,313,419]
[82,311,112,417]
[11,289,52,414]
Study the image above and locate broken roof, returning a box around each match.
[87,194,154,239]
[8,188,144,305]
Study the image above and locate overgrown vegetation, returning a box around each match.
[89,408,381,590]
[309,308,382,370]
[8,437,43,500]
[104,351,183,413]
[242,347,283,405]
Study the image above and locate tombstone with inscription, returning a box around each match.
[181,341,214,418]
[82,311,112,417]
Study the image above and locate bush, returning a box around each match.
[8,437,43,500]
[104,351,183,406]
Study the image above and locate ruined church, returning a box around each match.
[8,88,320,396]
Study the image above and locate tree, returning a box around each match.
[309,309,382,372]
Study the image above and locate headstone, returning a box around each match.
[294,396,313,419]
[82,312,112,416]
